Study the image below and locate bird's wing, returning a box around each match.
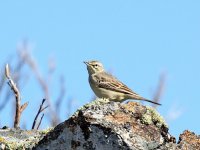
[94,72,138,95]
[92,72,162,105]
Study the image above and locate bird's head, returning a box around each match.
[84,60,104,74]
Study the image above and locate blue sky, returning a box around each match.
[0,1,200,138]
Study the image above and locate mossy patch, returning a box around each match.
[39,127,54,134]
[141,106,168,128]
[73,98,109,116]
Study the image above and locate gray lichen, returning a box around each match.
[141,106,168,128]
[73,98,110,116]
[0,128,52,149]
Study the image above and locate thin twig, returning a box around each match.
[37,113,44,130]
[55,75,66,116]
[21,102,29,112]
[0,57,26,112]
[0,55,14,94]
[18,47,59,126]
[32,99,48,129]
[5,64,28,128]
[152,73,166,108]
[41,105,49,112]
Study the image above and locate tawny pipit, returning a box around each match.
[84,60,161,105]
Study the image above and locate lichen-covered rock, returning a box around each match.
[0,127,51,149]
[34,99,175,150]
[1,99,200,150]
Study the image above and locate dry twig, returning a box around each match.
[18,47,59,126]
[37,113,44,130]
[5,64,28,128]
[0,58,26,112]
[152,73,166,108]
[55,75,66,116]
[32,99,48,129]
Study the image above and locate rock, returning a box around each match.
[0,99,199,150]
[34,99,175,150]
[0,128,50,149]
[177,130,200,150]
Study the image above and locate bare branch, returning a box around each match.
[0,56,26,113]
[5,64,10,78]
[32,99,48,129]
[20,102,29,112]
[5,64,28,128]
[55,75,66,116]
[152,72,166,108]
[17,46,59,126]
[37,113,44,130]
[0,56,14,94]
[40,105,49,112]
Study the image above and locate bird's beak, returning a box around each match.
[83,61,89,66]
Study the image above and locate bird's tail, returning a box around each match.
[129,94,161,105]
[142,98,161,105]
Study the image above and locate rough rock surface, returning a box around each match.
[177,130,200,150]
[32,99,178,150]
[0,99,200,150]
[0,127,49,149]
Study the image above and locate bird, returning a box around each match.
[84,60,161,105]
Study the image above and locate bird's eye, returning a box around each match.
[94,64,98,67]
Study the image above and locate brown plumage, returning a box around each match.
[84,60,161,105]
